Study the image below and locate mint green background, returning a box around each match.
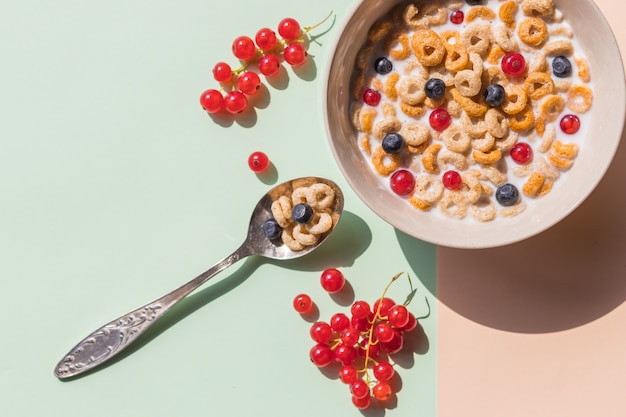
[0,1,437,416]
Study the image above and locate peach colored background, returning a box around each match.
[438,1,626,416]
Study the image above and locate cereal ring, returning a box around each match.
[502,84,528,115]
[424,96,446,109]
[359,107,377,133]
[439,150,469,171]
[518,17,548,47]
[522,0,555,18]
[544,40,574,57]
[429,65,455,87]
[555,80,572,93]
[485,108,509,138]
[472,148,502,165]
[523,171,546,196]
[535,116,546,137]
[454,70,483,97]
[439,192,468,219]
[360,134,372,156]
[384,73,400,100]
[487,44,506,65]
[447,1,465,11]
[528,52,548,74]
[511,163,535,178]
[450,88,488,117]
[493,25,519,52]
[403,4,429,30]
[470,199,497,222]
[401,123,430,147]
[482,65,509,87]
[462,171,483,203]
[461,23,492,57]
[292,224,320,246]
[397,75,427,105]
[551,140,578,159]
[472,132,496,152]
[411,30,446,67]
[537,124,556,152]
[500,201,526,217]
[445,43,470,73]
[567,84,593,114]
[381,102,396,117]
[550,23,573,38]
[480,166,508,186]
[355,44,375,72]
[422,143,442,173]
[409,196,432,211]
[508,106,535,132]
[388,33,411,61]
[271,195,293,228]
[404,59,429,79]
[535,156,560,180]
[370,78,384,92]
[539,94,565,122]
[400,101,427,117]
[495,132,518,152]
[440,30,460,45]
[373,117,401,140]
[547,152,574,169]
[414,175,444,203]
[372,145,401,176]
[462,112,488,138]
[499,1,519,28]
[406,139,431,155]
[467,6,496,22]
[447,99,463,118]
[306,183,335,209]
[574,54,591,82]
[305,212,333,235]
[524,72,554,100]
[282,227,305,251]
[423,4,448,26]
[291,187,308,205]
[442,124,471,153]
[536,179,553,197]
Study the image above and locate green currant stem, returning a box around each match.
[302,10,334,35]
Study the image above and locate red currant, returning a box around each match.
[212,62,233,83]
[374,323,395,343]
[351,300,371,319]
[352,394,371,410]
[372,382,393,401]
[339,365,358,384]
[442,170,462,190]
[358,338,380,359]
[278,17,301,40]
[334,343,358,365]
[310,321,333,344]
[232,36,257,61]
[255,27,278,51]
[293,293,313,314]
[390,169,416,196]
[380,330,404,354]
[399,312,417,332]
[224,91,248,114]
[510,142,533,164]
[429,108,452,131]
[388,304,410,328]
[309,343,333,367]
[560,114,580,134]
[199,89,224,114]
[258,53,282,77]
[284,42,307,66]
[248,151,270,173]
[501,52,527,77]
[362,88,381,106]
[351,314,373,332]
[373,361,395,382]
[373,297,395,317]
[330,313,350,332]
[450,10,464,24]
[237,71,262,95]
[341,327,360,346]
[320,268,345,293]
[350,380,370,399]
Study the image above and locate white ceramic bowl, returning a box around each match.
[324,0,625,248]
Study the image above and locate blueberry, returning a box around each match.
[495,183,520,207]
[425,78,446,100]
[552,56,572,78]
[465,0,484,5]
[484,84,505,107]
[261,219,282,240]
[292,203,314,224]
[374,57,393,75]
[382,133,405,154]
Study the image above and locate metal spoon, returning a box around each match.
[54,176,343,379]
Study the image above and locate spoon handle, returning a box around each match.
[54,245,251,379]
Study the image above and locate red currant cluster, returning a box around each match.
[199,12,332,115]
[294,270,427,410]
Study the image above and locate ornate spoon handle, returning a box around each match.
[54,246,250,379]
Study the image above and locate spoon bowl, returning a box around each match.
[54,176,343,379]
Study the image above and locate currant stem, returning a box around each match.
[303,10,334,34]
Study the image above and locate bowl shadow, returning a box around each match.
[399,129,626,334]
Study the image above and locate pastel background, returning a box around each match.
[0,1,623,417]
